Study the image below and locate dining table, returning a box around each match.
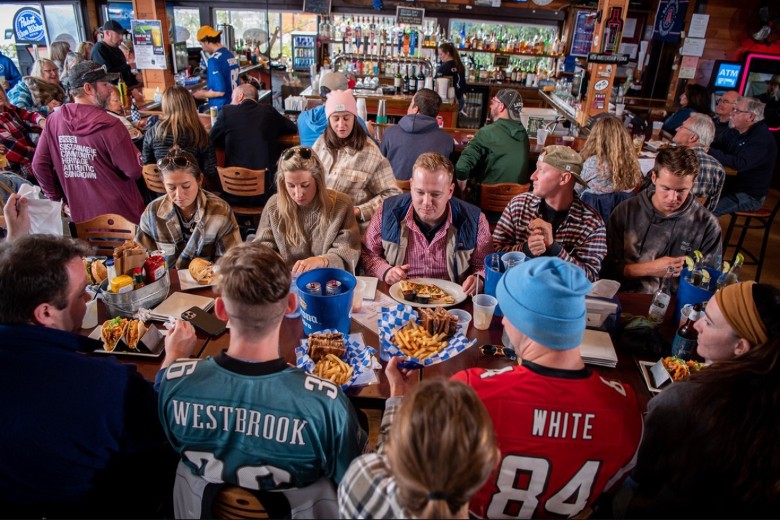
[84,270,658,413]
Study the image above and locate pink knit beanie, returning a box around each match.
[325,89,358,119]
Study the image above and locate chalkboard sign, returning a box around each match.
[304,0,331,15]
[396,6,425,27]
[570,10,596,57]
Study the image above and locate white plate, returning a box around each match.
[388,278,466,308]
[178,269,216,291]
[638,360,666,394]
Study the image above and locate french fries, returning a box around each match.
[313,353,354,386]
[392,321,448,359]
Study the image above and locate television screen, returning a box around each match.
[172,42,189,74]
[712,62,742,89]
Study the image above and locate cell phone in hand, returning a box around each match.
[181,306,227,337]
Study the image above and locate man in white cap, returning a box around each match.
[297,71,371,147]
[193,25,239,110]
[452,257,643,519]
[493,145,607,282]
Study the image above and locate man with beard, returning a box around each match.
[32,60,144,223]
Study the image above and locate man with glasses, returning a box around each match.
[452,257,643,519]
[604,146,722,293]
[713,90,739,140]
[455,89,530,198]
[32,61,144,223]
[708,96,777,216]
[297,71,371,147]
[671,113,725,211]
[0,234,193,516]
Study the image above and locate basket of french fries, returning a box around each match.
[378,304,476,368]
[295,329,376,390]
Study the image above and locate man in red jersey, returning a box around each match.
[452,257,642,518]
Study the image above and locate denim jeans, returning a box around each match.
[713,191,765,216]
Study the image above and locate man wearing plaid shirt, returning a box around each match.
[670,113,725,211]
[361,152,492,295]
[0,85,44,178]
[493,145,607,282]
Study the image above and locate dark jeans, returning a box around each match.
[713,191,765,216]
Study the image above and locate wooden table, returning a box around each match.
[87,271,655,412]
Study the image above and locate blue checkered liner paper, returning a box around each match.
[379,304,476,368]
[296,330,376,390]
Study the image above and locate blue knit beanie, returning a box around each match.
[496,257,592,350]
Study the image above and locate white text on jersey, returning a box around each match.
[532,409,595,440]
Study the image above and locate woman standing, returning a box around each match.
[7,59,65,116]
[624,281,780,517]
[142,86,218,190]
[436,42,467,112]
[312,90,401,232]
[135,147,241,269]
[254,146,360,273]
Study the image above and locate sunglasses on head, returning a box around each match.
[157,154,195,170]
[479,344,517,360]
[282,146,313,161]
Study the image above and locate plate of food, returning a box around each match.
[88,317,166,358]
[179,258,217,290]
[295,331,376,390]
[388,278,466,308]
[378,304,476,368]
[639,356,707,393]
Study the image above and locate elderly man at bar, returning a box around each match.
[670,112,725,211]
[362,152,491,295]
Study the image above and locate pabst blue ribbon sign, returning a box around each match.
[13,8,46,43]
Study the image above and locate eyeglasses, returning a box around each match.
[678,125,698,136]
[157,154,196,170]
[282,146,313,161]
[479,344,517,360]
[716,98,735,105]
[732,108,752,114]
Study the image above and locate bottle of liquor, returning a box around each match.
[416,67,425,91]
[671,303,703,360]
[459,24,466,49]
[394,67,402,95]
[408,66,417,95]
[344,19,353,53]
[603,7,624,55]
[648,267,674,324]
[402,65,410,95]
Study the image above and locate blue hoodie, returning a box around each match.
[297,105,370,147]
[380,113,455,180]
[0,51,22,90]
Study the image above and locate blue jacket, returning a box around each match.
[0,51,22,89]
[297,105,370,147]
[380,114,454,180]
[380,193,482,282]
[0,324,172,516]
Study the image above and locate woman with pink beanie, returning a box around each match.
[312,89,401,232]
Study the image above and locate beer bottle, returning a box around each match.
[402,65,410,95]
[409,66,417,95]
[716,252,744,290]
[648,266,674,324]
[394,68,402,95]
[671,303,702,359]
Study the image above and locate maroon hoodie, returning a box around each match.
[32,103,144,223]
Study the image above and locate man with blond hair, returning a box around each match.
[158,242,367,518]
[362,152,492,295]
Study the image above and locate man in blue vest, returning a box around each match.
[361,152,492,295]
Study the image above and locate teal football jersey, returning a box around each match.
[159,356,365,490]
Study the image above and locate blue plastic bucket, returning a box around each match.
[675,267,718,323]
[484,252,504,318]
[295,268,355,335]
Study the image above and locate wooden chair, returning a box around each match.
[479,182,531,231]
[217,166,266,233]
[142,164,166,195]
[212,486,290,519]
[396,179,411,193]
[73,213,137,256]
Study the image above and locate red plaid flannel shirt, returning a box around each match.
[0,104,42,167]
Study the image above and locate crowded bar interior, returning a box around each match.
[1,0,779,517]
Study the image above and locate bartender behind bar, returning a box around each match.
[193,25,239,111]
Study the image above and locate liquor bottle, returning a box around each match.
[410,28,417,57]
[417,67,425,92]
[402,30,410,56]
[603,7,624,55]
[409,66,417,95]
[402,65,410,95]
[459,24,466,49]
[394,67,402,95]
[671,303,703,360]
[648,266,674,324]
[344,19,352,53]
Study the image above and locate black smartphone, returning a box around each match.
[181,306,227,337]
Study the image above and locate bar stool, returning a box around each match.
[722,199,780,282]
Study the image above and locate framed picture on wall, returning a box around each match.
[570,10,596,58]
[525,117,546,138]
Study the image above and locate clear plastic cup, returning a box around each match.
[449,309,472,335]
[502,251,526,270]
[472,294,498,330]
[285,276,301,319]
[352,278,367,313]
[81,298,98,329]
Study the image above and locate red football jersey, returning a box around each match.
[452,361,643,519]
